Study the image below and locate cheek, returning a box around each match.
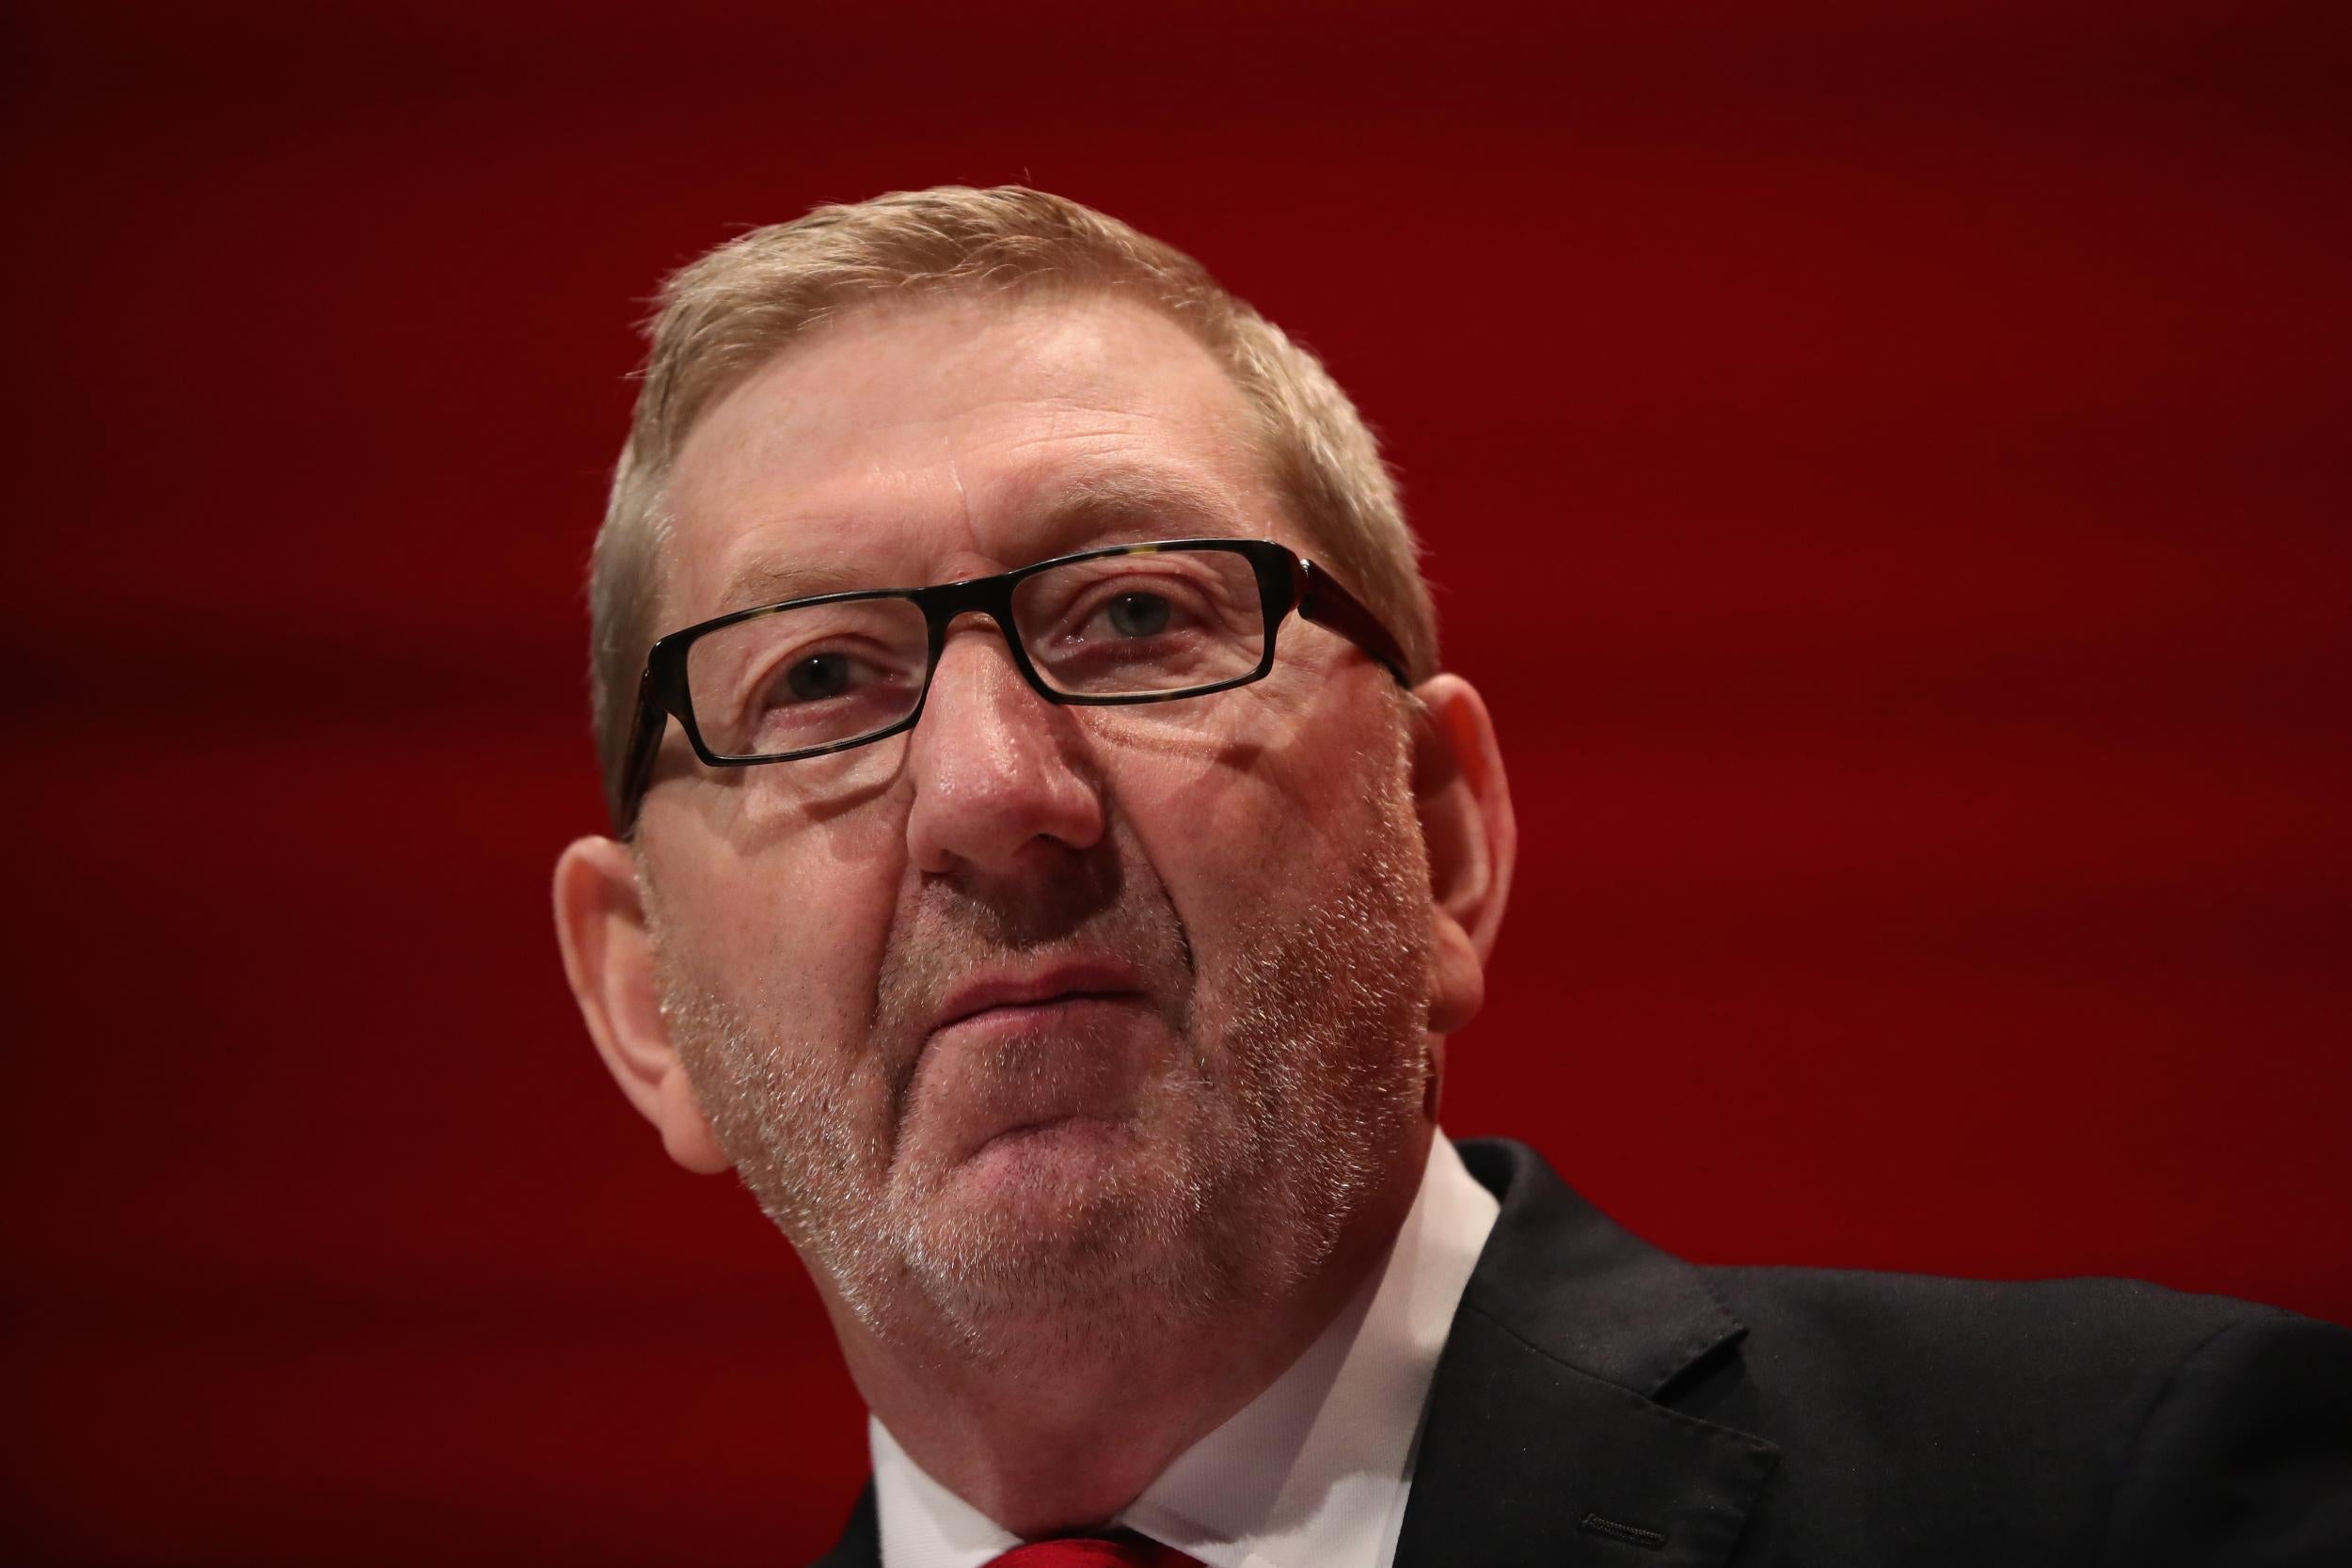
[1112,681,1407,960]
[660,813,909,1046]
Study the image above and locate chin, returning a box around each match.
[882,1118,1246,1339]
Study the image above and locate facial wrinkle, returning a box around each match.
[946,439,975,542]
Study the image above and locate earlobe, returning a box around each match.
[1408,675,1518,1037]
[551,836,732,1176]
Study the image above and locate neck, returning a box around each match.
[837,1125,1434,1539]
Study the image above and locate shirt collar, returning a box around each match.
[873,1133,1502,1568]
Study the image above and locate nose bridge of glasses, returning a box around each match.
[913,571,1056,695]
[925,602,1057,709]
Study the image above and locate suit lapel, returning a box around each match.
[1392,1141,1779,1567]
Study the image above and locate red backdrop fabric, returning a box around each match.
[6,4,2348,1563]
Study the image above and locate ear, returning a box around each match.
[1409,674,1518,1037]
[551,835,732,1175]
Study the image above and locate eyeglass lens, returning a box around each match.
[681,548,1270,760]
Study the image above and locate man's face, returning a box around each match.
[636,292,1437,1349]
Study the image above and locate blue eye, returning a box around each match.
[1104,592,1172,638]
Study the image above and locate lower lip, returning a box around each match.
[935,992,1143,1042]
[925,996,1157,1173]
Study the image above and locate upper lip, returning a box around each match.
[929,959,1148,1035]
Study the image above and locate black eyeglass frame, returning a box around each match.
[614,537,1410,833]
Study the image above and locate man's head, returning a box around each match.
[588,185,1438,829]
[553,189,1514,1370]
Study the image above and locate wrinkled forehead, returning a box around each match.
[656,291,1290,630]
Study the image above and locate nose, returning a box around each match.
[902,617,1106,876]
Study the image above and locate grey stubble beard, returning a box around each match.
[649,738,1434,1366]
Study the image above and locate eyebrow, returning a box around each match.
[712,466,1249,614]
[715,555,872,614]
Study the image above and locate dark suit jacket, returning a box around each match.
[815,1137,2352,1566]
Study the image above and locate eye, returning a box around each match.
[1102,591,1173,639]
[782,652,857,703]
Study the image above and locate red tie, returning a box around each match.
[984,1537,1202,1567]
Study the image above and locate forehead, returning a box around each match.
[660,291,1282,623]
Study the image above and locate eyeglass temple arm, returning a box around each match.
[1294,558,1411,686]
[613,666,667,836]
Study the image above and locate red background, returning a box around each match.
[7,3,2348,1562]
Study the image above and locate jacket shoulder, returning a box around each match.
[1692,1265,2352,1564]
[1705,1262,2292,1387]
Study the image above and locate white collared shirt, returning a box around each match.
[872,1134,1502,1568]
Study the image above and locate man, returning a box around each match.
[553,187,2350,1567]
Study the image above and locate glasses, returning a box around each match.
[615,537,1409,832]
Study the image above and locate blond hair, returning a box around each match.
[589,185,1436,828]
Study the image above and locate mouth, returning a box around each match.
[929,960,1151,1037]
[911,959,1163,1170]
